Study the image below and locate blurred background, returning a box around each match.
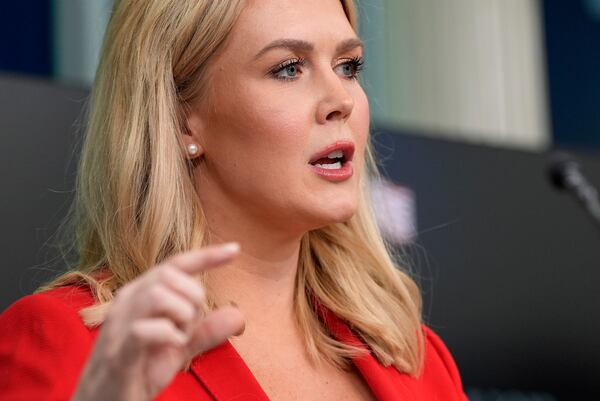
[1,1,599,400]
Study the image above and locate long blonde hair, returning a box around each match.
[41,0,424,375]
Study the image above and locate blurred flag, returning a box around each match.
[370,178,417,245]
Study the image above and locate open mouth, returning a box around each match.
[310,149,347,169]
[308,141,355,170]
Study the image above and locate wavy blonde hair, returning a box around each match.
[41,0,424,375]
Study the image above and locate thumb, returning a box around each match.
[185,306,245,358]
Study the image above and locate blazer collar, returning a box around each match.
[190,340,269,401]
[190,307,414,401]
[317,307,416,401]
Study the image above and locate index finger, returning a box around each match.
[164,243,240,275]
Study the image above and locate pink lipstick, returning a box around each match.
[308,141,355,182]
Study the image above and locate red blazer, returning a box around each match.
[0,285,468,401]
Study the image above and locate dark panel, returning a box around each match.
[373,129,600,401]
[0,75,86,308]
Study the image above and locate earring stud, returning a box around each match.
[187,143,200,156]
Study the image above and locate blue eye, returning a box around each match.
[335,56,364,79]
[281,64,299,77]
[269,56,364,81]
[271,58,306,81]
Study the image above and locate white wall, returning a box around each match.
[359,0,550,151]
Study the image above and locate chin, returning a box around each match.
[309,197,358,229]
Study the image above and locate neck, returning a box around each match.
[208,242,303,350]
[205,234,301,326]
[202,217,305,337]
[195,171,310,334]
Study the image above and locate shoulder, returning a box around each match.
[0,286,98,399]
[418,325,468,400]
[0,285,96,330]
[0,285,98,353]
[4,284,96,312]
[0,284,98,346]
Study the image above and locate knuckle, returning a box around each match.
[191,287,206,307]
[180,303,196,322]
[165,252,185,267]
[148,285,167,307]
[152,319,172,333]
[103,341,123,365]
[181,280,205,306]
[114,283,132,302]
[129,321,147,342]
[157,265,175,283]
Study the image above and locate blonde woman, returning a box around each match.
[0,1,467,400]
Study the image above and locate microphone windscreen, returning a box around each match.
[547,151,579,191]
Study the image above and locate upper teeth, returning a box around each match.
[327,150,344,159]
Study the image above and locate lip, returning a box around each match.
[308,140,355,182]
[309,140,355,164]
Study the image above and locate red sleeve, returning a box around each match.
[423,326,469,401]
[0,291,95,401]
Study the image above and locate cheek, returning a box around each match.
[238,79,308,137]
[205,87,313,194]
[237,102,311,168]
[349,90,370,169]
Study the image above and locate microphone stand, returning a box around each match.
[548,151,600,232]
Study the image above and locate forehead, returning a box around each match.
[229,0,356,54]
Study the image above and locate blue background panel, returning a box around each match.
[0,3,52,76]
[544,1,600,150]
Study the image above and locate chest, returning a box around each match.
[231,337,377,401]
[252,360,376,401]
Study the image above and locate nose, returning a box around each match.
[315,70,355,125]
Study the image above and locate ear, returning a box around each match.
[182,109,206,159]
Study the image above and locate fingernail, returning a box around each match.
[220,242,240,254]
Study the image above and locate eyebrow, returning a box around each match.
[253,38,363,60]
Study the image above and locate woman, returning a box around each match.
[0,0,468,400]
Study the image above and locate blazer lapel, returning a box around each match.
[190,340,270,401]
[317,306,418,401]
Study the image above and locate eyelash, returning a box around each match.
[269,56,365,81]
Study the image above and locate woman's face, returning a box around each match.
[187,0,369,235]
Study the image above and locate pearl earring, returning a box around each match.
[187,143,200,156]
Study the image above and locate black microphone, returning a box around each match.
[548,151,600,230]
